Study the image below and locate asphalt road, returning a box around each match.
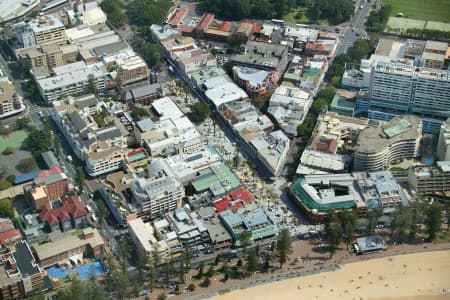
[335,0,372,57]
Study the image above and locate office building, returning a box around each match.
[17,43,64,70]
[408,161,450,195]
[437,118,450,161]
[369,61,450,119]
[28,14,68,46]
[103,50,149,86]
[354,115,422,172]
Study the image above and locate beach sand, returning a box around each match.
[210,250,450,300]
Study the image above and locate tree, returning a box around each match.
[232,154,240,169]
[188,102,211,123]
[339,211,357,250]
[214,254,221,266]
[206,265,215,278]
[222,263,231,281]
[97,200,106,226]
[263,255,270,272]
[366,208,382,235]
[276,228,292,267]
[6,175,16,185]
[75,167,85,194]
[349,39,371,61]
[127,0,171,27]
[131,107,148,119]
[188,283,196,291]
[100,0,128,27]
[15,117,31,130]
[135,246,146,282]
[179,260,186,283]
[326,222,342,258]
[425,202,442,241]
[202,277,211,287]
[246,248,258,273]
[0,198,14,218]
[390,206,413,243]
[25,128,51,153]
[158,292,166,300]
[87,74,99,96]
[0,180,12,191]
[3,146,14,155]
[240,230,251,254]
[52,135,61,157]
[197,261,205,278]
[296,116,315,140]
[226,33,248,50]
[17,157,36,173]
[317,86,336,101]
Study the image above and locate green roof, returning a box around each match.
[383,119,412,138]
[290,179,356,213]
[192,163,240,194]
[330,94,355,110]
[302,68,321,77]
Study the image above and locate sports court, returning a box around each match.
[0,130,27,153]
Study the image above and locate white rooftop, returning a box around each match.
[205,81,248,107]
[152,97,184,120]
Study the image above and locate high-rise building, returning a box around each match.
[437,118,450,161]
[369,62,450,119]
[408,161,450,195]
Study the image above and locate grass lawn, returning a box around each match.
[382,0,450,22]
[0,130,27,153]
[283,7,310,24]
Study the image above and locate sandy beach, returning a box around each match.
[210,250,450,300]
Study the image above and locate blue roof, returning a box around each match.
[15,169,41,184]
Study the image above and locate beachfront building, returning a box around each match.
[354,115,422,172]
[32,228,105,268]
[219,202,277,246]
[408,161,450,196]
[127,218,170,263]
[352,236,387,255]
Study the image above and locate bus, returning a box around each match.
[271,19,285,27]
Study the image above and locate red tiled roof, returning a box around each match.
[229,187,254,203]
[0,229,21,245]
[213,188,255,212]
[39,195,87,226]
[168,9,187,26]
[36,166,63,179]
[197,13,214,30]
[218,21,231,32]
[306,42,326,51]
[0,218,15,235]
[180,25,194,33]
[308,137,338,154]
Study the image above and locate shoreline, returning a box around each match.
[182,243,450,300]
[205,249,450,300]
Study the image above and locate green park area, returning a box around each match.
[382,0,450,22]
[0,130,27,153]
[283,7,310,24]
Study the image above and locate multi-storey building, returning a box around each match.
[103,50,150,86]
[17,43,64,70]
[28,14,67,46]
[0,241,43,300]
[51,94,127,176]
[354,115,422,172]
[36,61,105,102]
[130,171,184,221]
[0,79,24,119]
[437,118,450,161]
[369,61,450,119]
[408,161,450,195]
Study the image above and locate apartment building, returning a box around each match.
[437,118,450,161]
[127,218,170,263]
[130,162,185,220]
[103,50,149,85]
[249,130,290,177]
[29,14,68,46]
[408,161,450,195]
[354,115,422,172]
[0,79,24,119]
[51,94,127,176]
[18,43,64,70]
[0,241,43,300]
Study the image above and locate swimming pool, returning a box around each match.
[129,152,147,162]
[47,261,105,280]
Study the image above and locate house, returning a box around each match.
[39,195,88,232]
